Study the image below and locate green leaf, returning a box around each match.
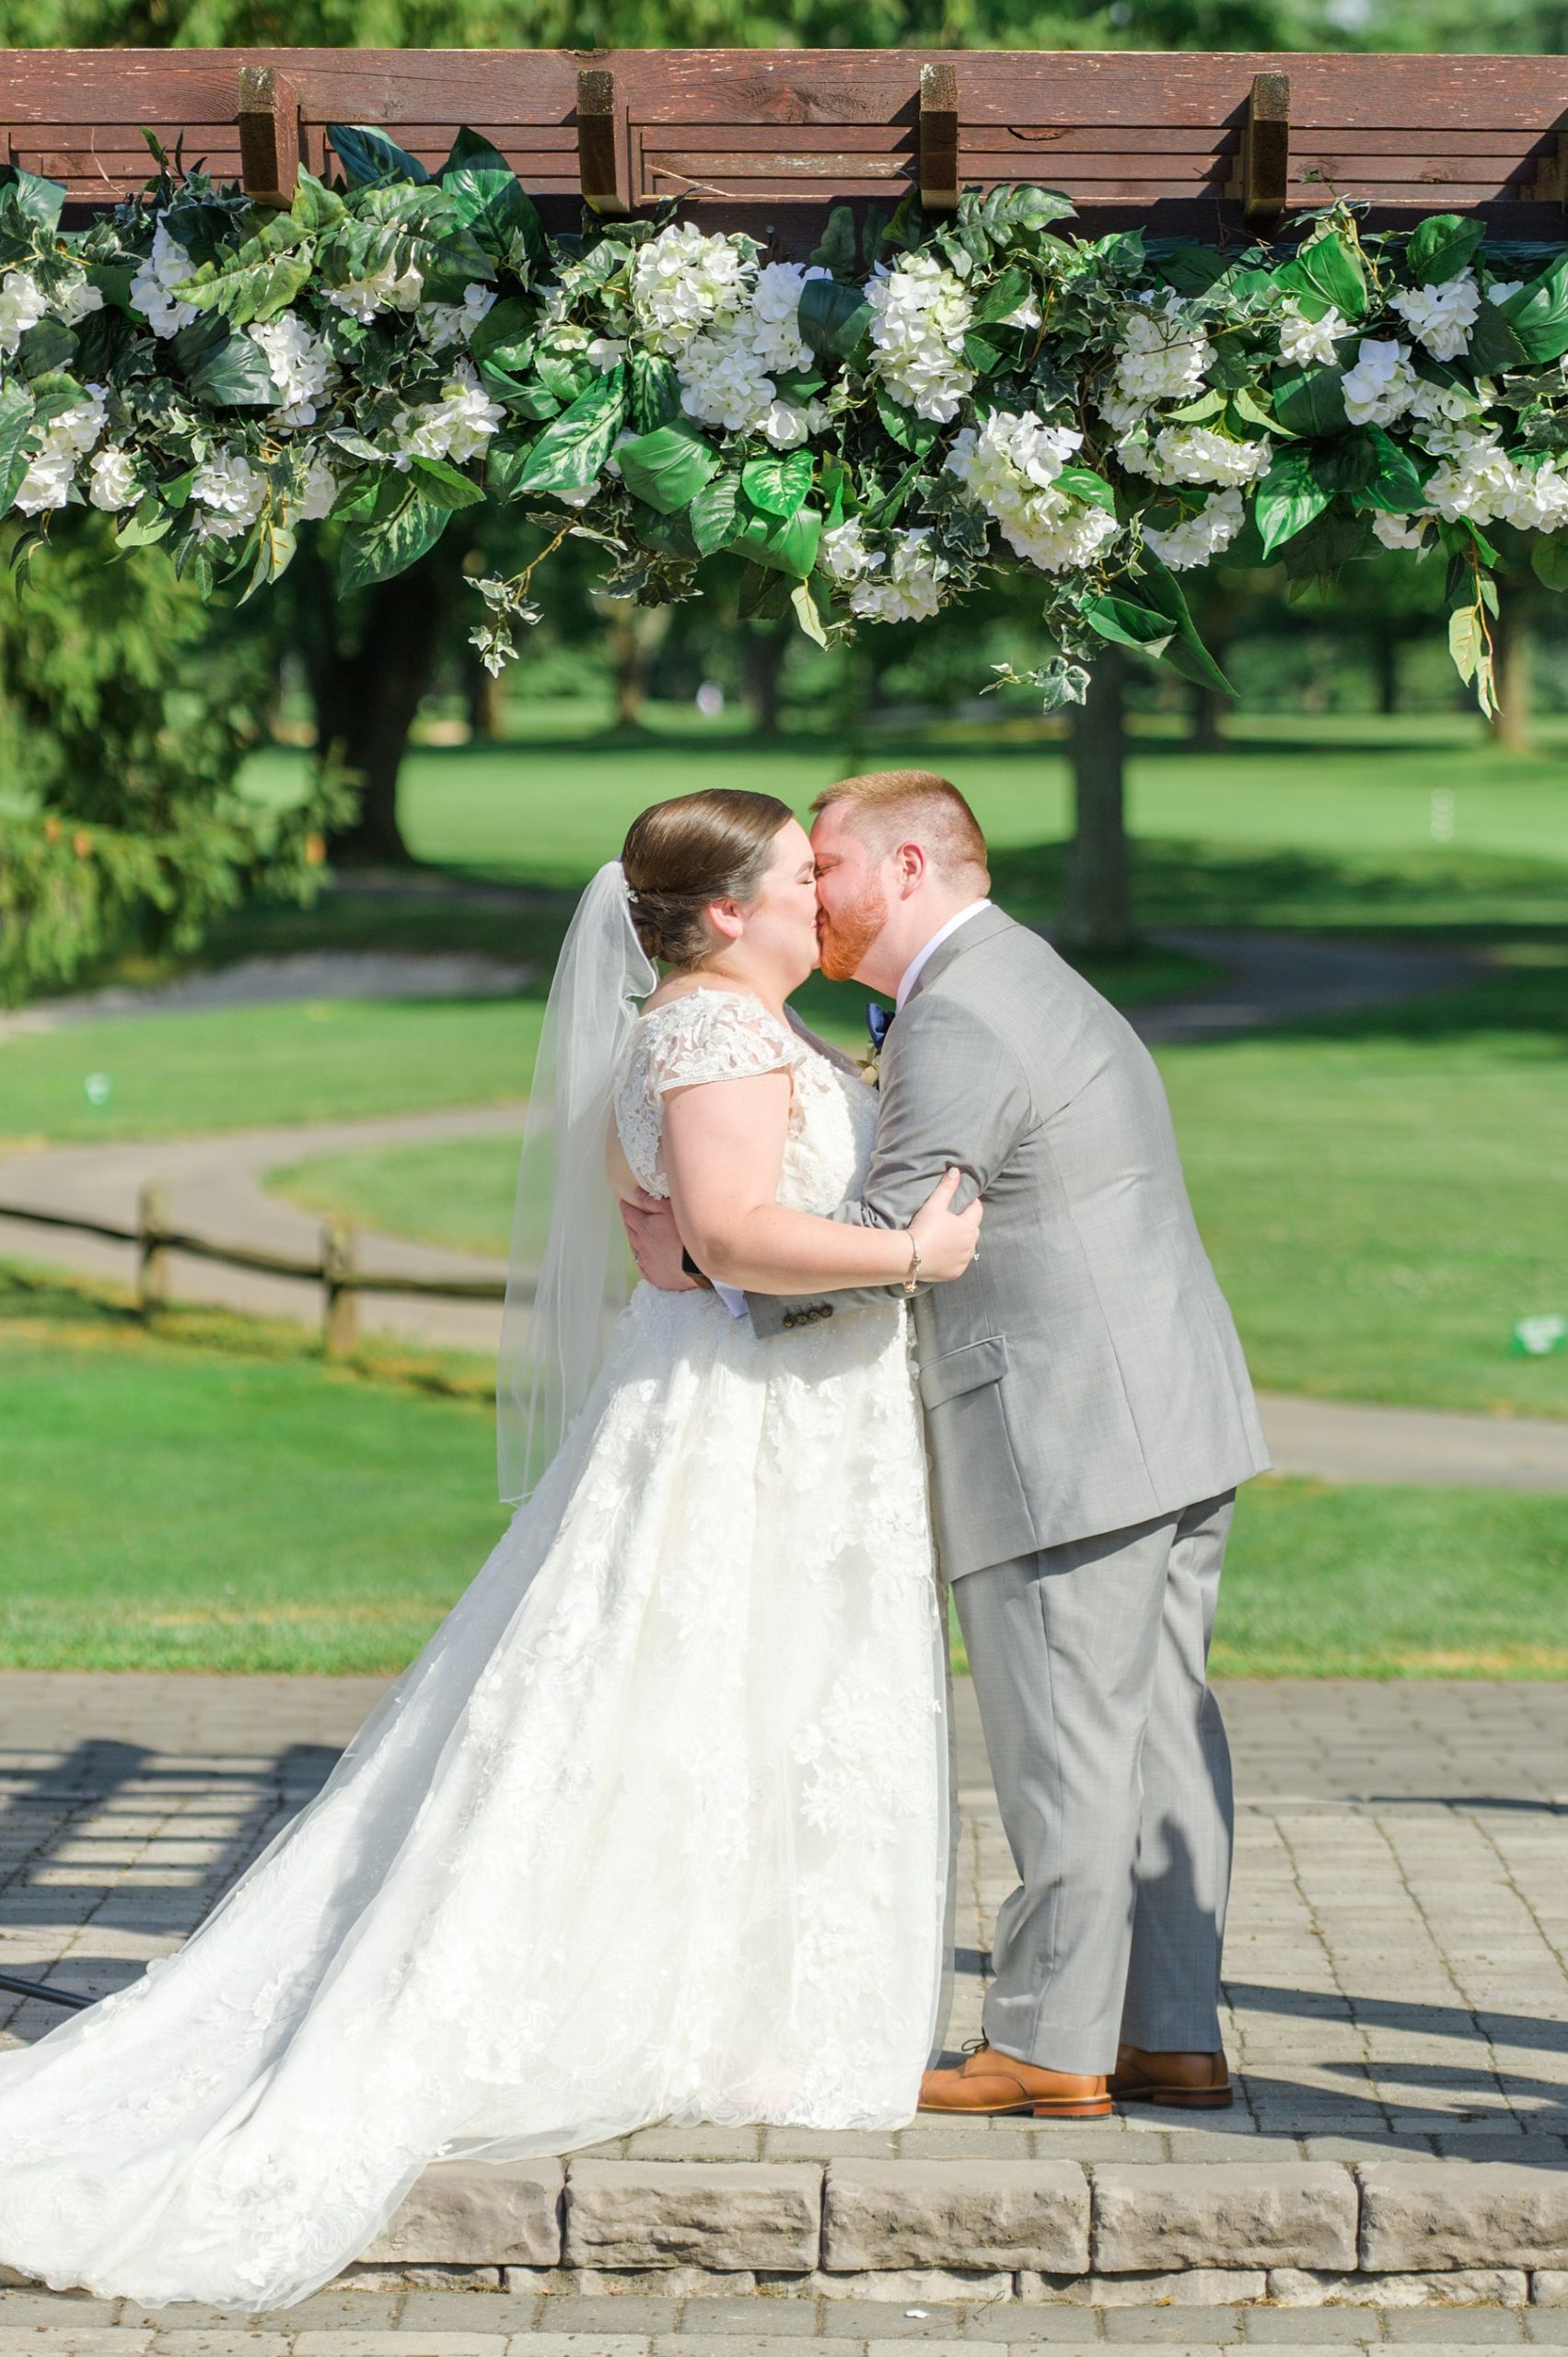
[1229,386,1279,438]
[617,421,719,515]
[187,330,279,408]
[0,164,64,233]
[0,379,36,518]
[1360,424,1429,514]
[16,318,75,379]
[1255,445,1334,558]
[536,345,592,405]
[1136,553,1236,697]
[440,127,547,279]
[174,221,314,328]
[1289,230,1368,322]
[727,500,822,580]
[515,364,626,494]
[1447,601,1484,685]
[1403,214,1485,287]
[1270,364,1349,439]
[412,454,486,509]
[741,448,812,519]
[328,123,432,188]
[1464,301,1529,375]
[1167,389,1227,426]
[1082,593,1174,656]
[1317,432,1380,495]
[808,205,857,274]
[874,386,938,458]
[112,495,172,549]
[974,266,1033,324]
[798,275,873,362]
[962,330,1008,376]
[498,381,563,422]
[1500,254,1568,366]
[630,350,683,434]
[339,487,450,590]
[484,426,541,503]
[738,560,793,621]
[289,169,345,232]
[978,184,1076,239]
[1156,247,1233,296]
[790,580,830,648]
[1530,533,1568,591]
[468,296,537,382]
[690,470,741,556]
[1055,462,1117,515]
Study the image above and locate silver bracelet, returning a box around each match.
[902,1233,923,1295]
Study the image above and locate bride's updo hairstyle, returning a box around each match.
[621,789,796,970]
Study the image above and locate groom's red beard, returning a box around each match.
[818,882,889,983]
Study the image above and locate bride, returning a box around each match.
[0,788,981,2314]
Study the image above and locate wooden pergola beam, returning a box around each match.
[237,62,298,206]
[919,59,959,211]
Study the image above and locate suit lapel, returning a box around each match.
[902,904,1018,1007]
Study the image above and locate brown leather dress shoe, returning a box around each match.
[1109,2044,1233,2109]
[918,2039,1110,2119]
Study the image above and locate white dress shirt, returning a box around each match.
[710,899,993,1318]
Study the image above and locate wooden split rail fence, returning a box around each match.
[0,1189,508,1354]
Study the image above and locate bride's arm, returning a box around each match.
[661,1070,976,1295]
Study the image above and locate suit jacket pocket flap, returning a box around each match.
[918,1334,1009,1411]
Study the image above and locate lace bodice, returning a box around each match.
[614,988,877,1216]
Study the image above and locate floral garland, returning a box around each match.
[6,123,1568,713]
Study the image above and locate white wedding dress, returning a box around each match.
[0,988,949,2313]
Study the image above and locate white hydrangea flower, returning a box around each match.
[848,528,951,623]
[324,260,424,323]
[632,223,750,344]
[54,271,105,330]
[295,453,340,522]
[87,445,139,512]
[246,314,335,429]
[820,518,878,583]
[946,408,1118,576]
[1504,457,1568,532]
[1001,293,1042,331]
[130,224,200,339]
[666,260,829,442]
[1422,434,1568,534]
[586,336,626,371]
[1142,486,1247,570]
[421,282,498,350]
[191,450,268,540]
[14,386,108,515]
[1342,338,1418,427]
[1487,278,1525,307]
[1371,510,1434,552]
[1278,300,1344,368]
[762,397,827,449]
[1099,293,1214,431]
[393,364,505,468]
[1405,374,1492,456]
[865,252,976,424]
[555,480,601,508]
[1148,424,1271,488]
[0,268,49,358]
[1390,271,1481,364]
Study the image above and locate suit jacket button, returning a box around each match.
[783,1313,796,1329]
[821,1305,834,1318]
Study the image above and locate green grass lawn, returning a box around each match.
[3,1269,1561,1678]
[265,966,1568,1423]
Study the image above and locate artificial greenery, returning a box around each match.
[7,127,1568,739]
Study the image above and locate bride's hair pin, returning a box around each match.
[621,788,794,970]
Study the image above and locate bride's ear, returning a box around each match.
[705,898,746,946]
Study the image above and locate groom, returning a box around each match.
[625,768,1271,2119]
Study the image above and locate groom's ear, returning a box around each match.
[893,840,928,895]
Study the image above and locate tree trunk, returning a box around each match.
[596,598,672,729]
[467,655,505,742]
[301,537,465,865]
[1490,577,1534,751]
[1373,631,1400,716]
[745,622,788,736]
[1187,677,1224,752]
[1059,647,1134,954]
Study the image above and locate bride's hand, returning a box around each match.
[908,1167,983,1283]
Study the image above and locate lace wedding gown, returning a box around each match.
[0,988,950,2313]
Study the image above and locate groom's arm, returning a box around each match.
[744,992,1033,1335]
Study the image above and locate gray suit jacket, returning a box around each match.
[749,907,1272,1579]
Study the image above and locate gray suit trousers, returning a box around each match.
[952,1492,1236,2075]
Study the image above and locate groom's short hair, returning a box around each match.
[812,770,990,886]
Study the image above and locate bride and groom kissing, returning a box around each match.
[0,769,1270,2315]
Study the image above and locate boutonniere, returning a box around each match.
[861,1000,892,1088]
[857,1044,882,1088]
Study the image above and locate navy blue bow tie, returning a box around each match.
[866,1003,895,1050]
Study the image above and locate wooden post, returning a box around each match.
[576,68,630,216]
[1234,70,1290,229]
[321,1217,359,1357]
[137,1183,170,1318]
[919,61,959,211]
[238,64,300,206]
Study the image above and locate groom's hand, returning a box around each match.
[621,1189,703,1292]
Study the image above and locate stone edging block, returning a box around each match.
[822,2159,1089,2272]
[1359,2163,1568,2271]
[363,2161,563,2266]
[1092,2163,1357,2272]
[563,2161,820,2272]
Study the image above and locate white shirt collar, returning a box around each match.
[894,900,993,1013]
